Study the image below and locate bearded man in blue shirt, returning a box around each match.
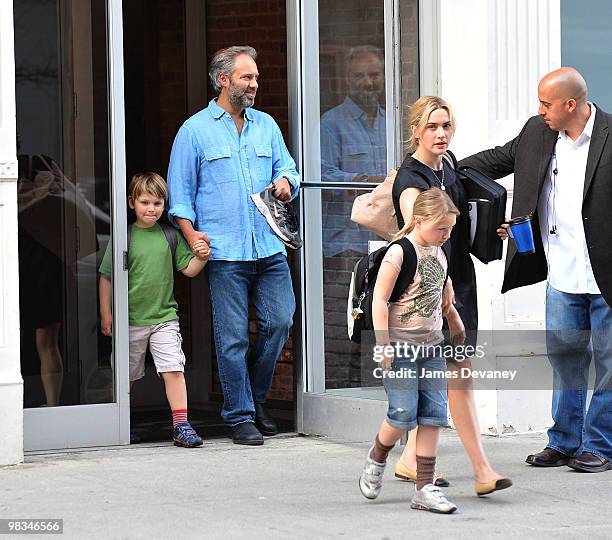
[168,46,300,446]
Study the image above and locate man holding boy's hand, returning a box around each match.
[168,45,300,446]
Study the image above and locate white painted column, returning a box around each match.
[438,0,560,435]
[0,1,23,465]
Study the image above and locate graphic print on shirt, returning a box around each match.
[399,255,445,323]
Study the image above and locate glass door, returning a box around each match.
[17,0,129,450]
[297,0,420,437]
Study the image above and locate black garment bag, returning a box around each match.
[456,166,507,264]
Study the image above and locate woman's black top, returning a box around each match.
[391,153,475,290]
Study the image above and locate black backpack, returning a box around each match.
[347,237,451,344]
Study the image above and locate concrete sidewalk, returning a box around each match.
[1,431,610,539]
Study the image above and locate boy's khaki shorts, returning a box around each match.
[129,319,185,382]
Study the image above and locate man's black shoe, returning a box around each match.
[525,447,570,467]
[229,422,264,446]
[567,452,612,473]
[251,187,302,249]
[255,403,278,436]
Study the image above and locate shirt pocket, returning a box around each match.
[342,143,371,171]
[254,144,273,181]
[345,143,369,157]
[203,145,235,183]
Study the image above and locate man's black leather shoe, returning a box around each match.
[229,422,264,446]
[525,447,570,467]
[254,403,278,436]
[568,452,612,473]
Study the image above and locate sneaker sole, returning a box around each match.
[173,440,203,448]
[251,193,293,245]
[410,503,457,514]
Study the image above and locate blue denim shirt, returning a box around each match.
[167,99,300,261]
[320,97,387,183]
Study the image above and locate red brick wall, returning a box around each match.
[205,0,289,138]
[400,0,420,152]
[157,0,188,174]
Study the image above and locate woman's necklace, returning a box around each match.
[431,165,446,191]
[414,153,446,190]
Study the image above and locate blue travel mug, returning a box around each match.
[508,215,535,255]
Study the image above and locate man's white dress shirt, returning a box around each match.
[538,102,601,294]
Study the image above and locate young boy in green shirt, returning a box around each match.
[99,172,209,447]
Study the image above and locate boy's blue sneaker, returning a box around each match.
[173,422,203,448]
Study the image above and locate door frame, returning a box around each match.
[23,0,130,451]
[289,0,439,438]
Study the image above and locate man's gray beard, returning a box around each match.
[229,89,255,109]
[351,91,381,110]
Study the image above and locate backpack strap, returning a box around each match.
[160,223,178,260]
[441,240,451,288]
[443,150,458,170]
[388,237,417,302]
[126,223,178,261]
[387,237,452,302]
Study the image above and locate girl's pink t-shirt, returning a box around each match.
[381,236,447,344]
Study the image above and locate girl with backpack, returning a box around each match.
[391,96,511,496]
[358,188,464,514]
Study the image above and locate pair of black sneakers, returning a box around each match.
[251,186,302,250]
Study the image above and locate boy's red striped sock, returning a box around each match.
[172,409,188,428]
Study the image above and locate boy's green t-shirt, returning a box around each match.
[99,223,194,326]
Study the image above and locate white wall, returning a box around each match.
[0,0,24,465]
[438,0,561,435]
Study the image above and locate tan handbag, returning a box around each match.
[350,169,399,241]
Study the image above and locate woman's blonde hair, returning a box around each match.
[407,95,456,154]
[128,172,169,202]
[392,187,460,241]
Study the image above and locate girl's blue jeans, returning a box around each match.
[382,346,449,431]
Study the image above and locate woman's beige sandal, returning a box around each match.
[394,461,450,487]
[475,477,513,496]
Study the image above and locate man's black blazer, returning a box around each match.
[459,107,612,306]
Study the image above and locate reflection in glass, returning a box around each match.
[15,0,113,407]
[318,0,387,390]
[315,0,420,390]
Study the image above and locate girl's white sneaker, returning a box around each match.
[411,483,458,514]
[358,447,386,500]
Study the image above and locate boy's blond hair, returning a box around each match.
[128,172,169,202]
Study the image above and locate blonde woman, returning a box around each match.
[390,96,512,496]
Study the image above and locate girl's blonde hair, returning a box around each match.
[407,95,456,154]
[128,172,169,202]
[392,187,460,241]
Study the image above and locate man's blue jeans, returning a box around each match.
[546,285,612,461]
[206,253,295,426]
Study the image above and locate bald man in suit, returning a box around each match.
[461,67,612,473]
